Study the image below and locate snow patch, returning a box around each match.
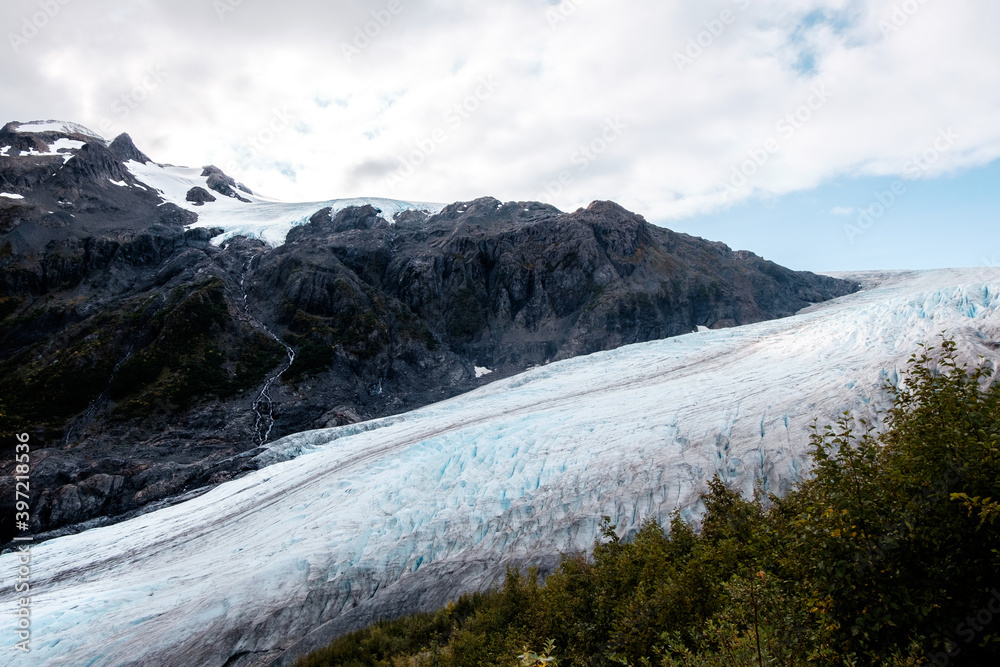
[51,138,85,153]
[109,179,127,187]
[475,367,494,378]
[15,120,105,141]
[16,138,85,162]
[0,193,23,199]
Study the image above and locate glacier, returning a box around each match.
[3,268,1000,667]
[124,159,444,247]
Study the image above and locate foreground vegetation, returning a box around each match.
[296,340,1000,666]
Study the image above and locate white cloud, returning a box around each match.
[2,0,998,221]
[829,205,856,215]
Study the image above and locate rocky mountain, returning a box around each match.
[0,120,858,542]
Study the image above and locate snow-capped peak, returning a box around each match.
[0,118,444,246]
[11,120,106,142]
[124,158,444,246]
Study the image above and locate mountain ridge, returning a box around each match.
[0,119,857,541]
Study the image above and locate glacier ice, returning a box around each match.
[124,160,444,247]
[3,268,1000,666]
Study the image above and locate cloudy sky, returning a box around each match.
[3,0,999,270]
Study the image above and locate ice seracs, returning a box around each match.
[3,268,1000,667]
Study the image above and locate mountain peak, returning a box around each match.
[55,140,135,186]
[109,133,151,164]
